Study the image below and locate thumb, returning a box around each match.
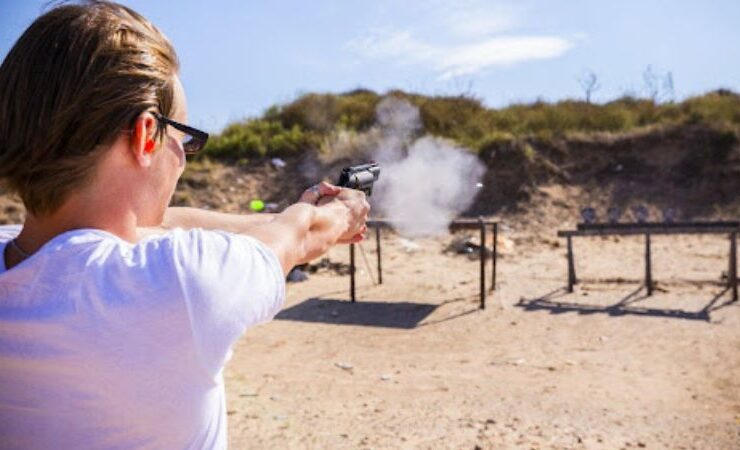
[299,181,342,205]
[317,181,341,197]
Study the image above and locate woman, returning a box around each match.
[0,1,369,448]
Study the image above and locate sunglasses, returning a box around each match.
[152,112,209,154]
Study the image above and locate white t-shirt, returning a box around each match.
[0,226,285,449]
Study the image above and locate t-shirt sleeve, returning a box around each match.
[0,224,22,241]
[166,228,286,375]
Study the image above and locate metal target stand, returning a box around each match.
[348,218,499,309]
[558,221,739,300]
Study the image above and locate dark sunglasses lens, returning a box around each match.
[182,135,203,153]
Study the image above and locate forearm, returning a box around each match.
[161,207,276,232]
[242,202,349,274]
[279,202,349,264]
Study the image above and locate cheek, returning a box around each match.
[153,141,184,191]
[168,139,186,168]
[158,139,184,175]
[167,142,185,193]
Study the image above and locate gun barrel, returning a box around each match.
[337,162,381,196]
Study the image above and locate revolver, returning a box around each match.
[337,162,381,197]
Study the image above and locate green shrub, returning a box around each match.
[202,89,740,161]
[680,90,740,126]
[201,119,316,160]
[276,90,381,133]
[521,143,536,161]
[473,131,515,153]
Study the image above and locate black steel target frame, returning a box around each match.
[348,218,499,309]
[557,221,739,301]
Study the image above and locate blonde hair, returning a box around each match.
[0,1,179,215]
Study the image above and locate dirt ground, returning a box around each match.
[224,226,740,450]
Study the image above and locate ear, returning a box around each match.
[130,112,159,168]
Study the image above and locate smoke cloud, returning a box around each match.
[370,97,486,237]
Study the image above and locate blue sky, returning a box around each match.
[2,0,739,132]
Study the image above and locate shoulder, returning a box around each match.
[138,228,283,282]
[143,228,275,261]
[149,229,286,334]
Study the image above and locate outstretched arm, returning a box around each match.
[244,194,367,274]
[138,183,369,274]
[136,208,275,240]
[146,182,340,236]
[162,207,276,231]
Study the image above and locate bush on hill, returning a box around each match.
[201,89,740,160]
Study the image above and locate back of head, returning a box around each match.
[0,1,179,216]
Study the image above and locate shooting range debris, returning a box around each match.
[270,158,287,168]
[397,238,421,253]
[445,235,491,259]
[287,268,309,283]
[335,362,353,371]
[305,258,351,276]
[498,236,515,253]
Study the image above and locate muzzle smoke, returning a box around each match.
[371,97,486,237]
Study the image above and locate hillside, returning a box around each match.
[1,90,739,226]
[202,88,740,160]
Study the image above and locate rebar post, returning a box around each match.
[376,224,383,285]
[567,236,576,292]
[479,217,486,309]
[730,232,737,301]
[350,243,356,302]
[645,233,653,296]
[491,222,498,291]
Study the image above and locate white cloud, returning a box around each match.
[437,36,574,79]
[345,30,435,63]
[345,1,575,80]
[427,0,524,37]
[345,29,574,80]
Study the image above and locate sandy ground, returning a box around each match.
[223,226,740,449]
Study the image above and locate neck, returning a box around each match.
[7,142,167,267]
[15,194,140,256]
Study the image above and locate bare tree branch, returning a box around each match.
[643,65,660,101]
[577,69,601,104]
[643,65,676,103]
